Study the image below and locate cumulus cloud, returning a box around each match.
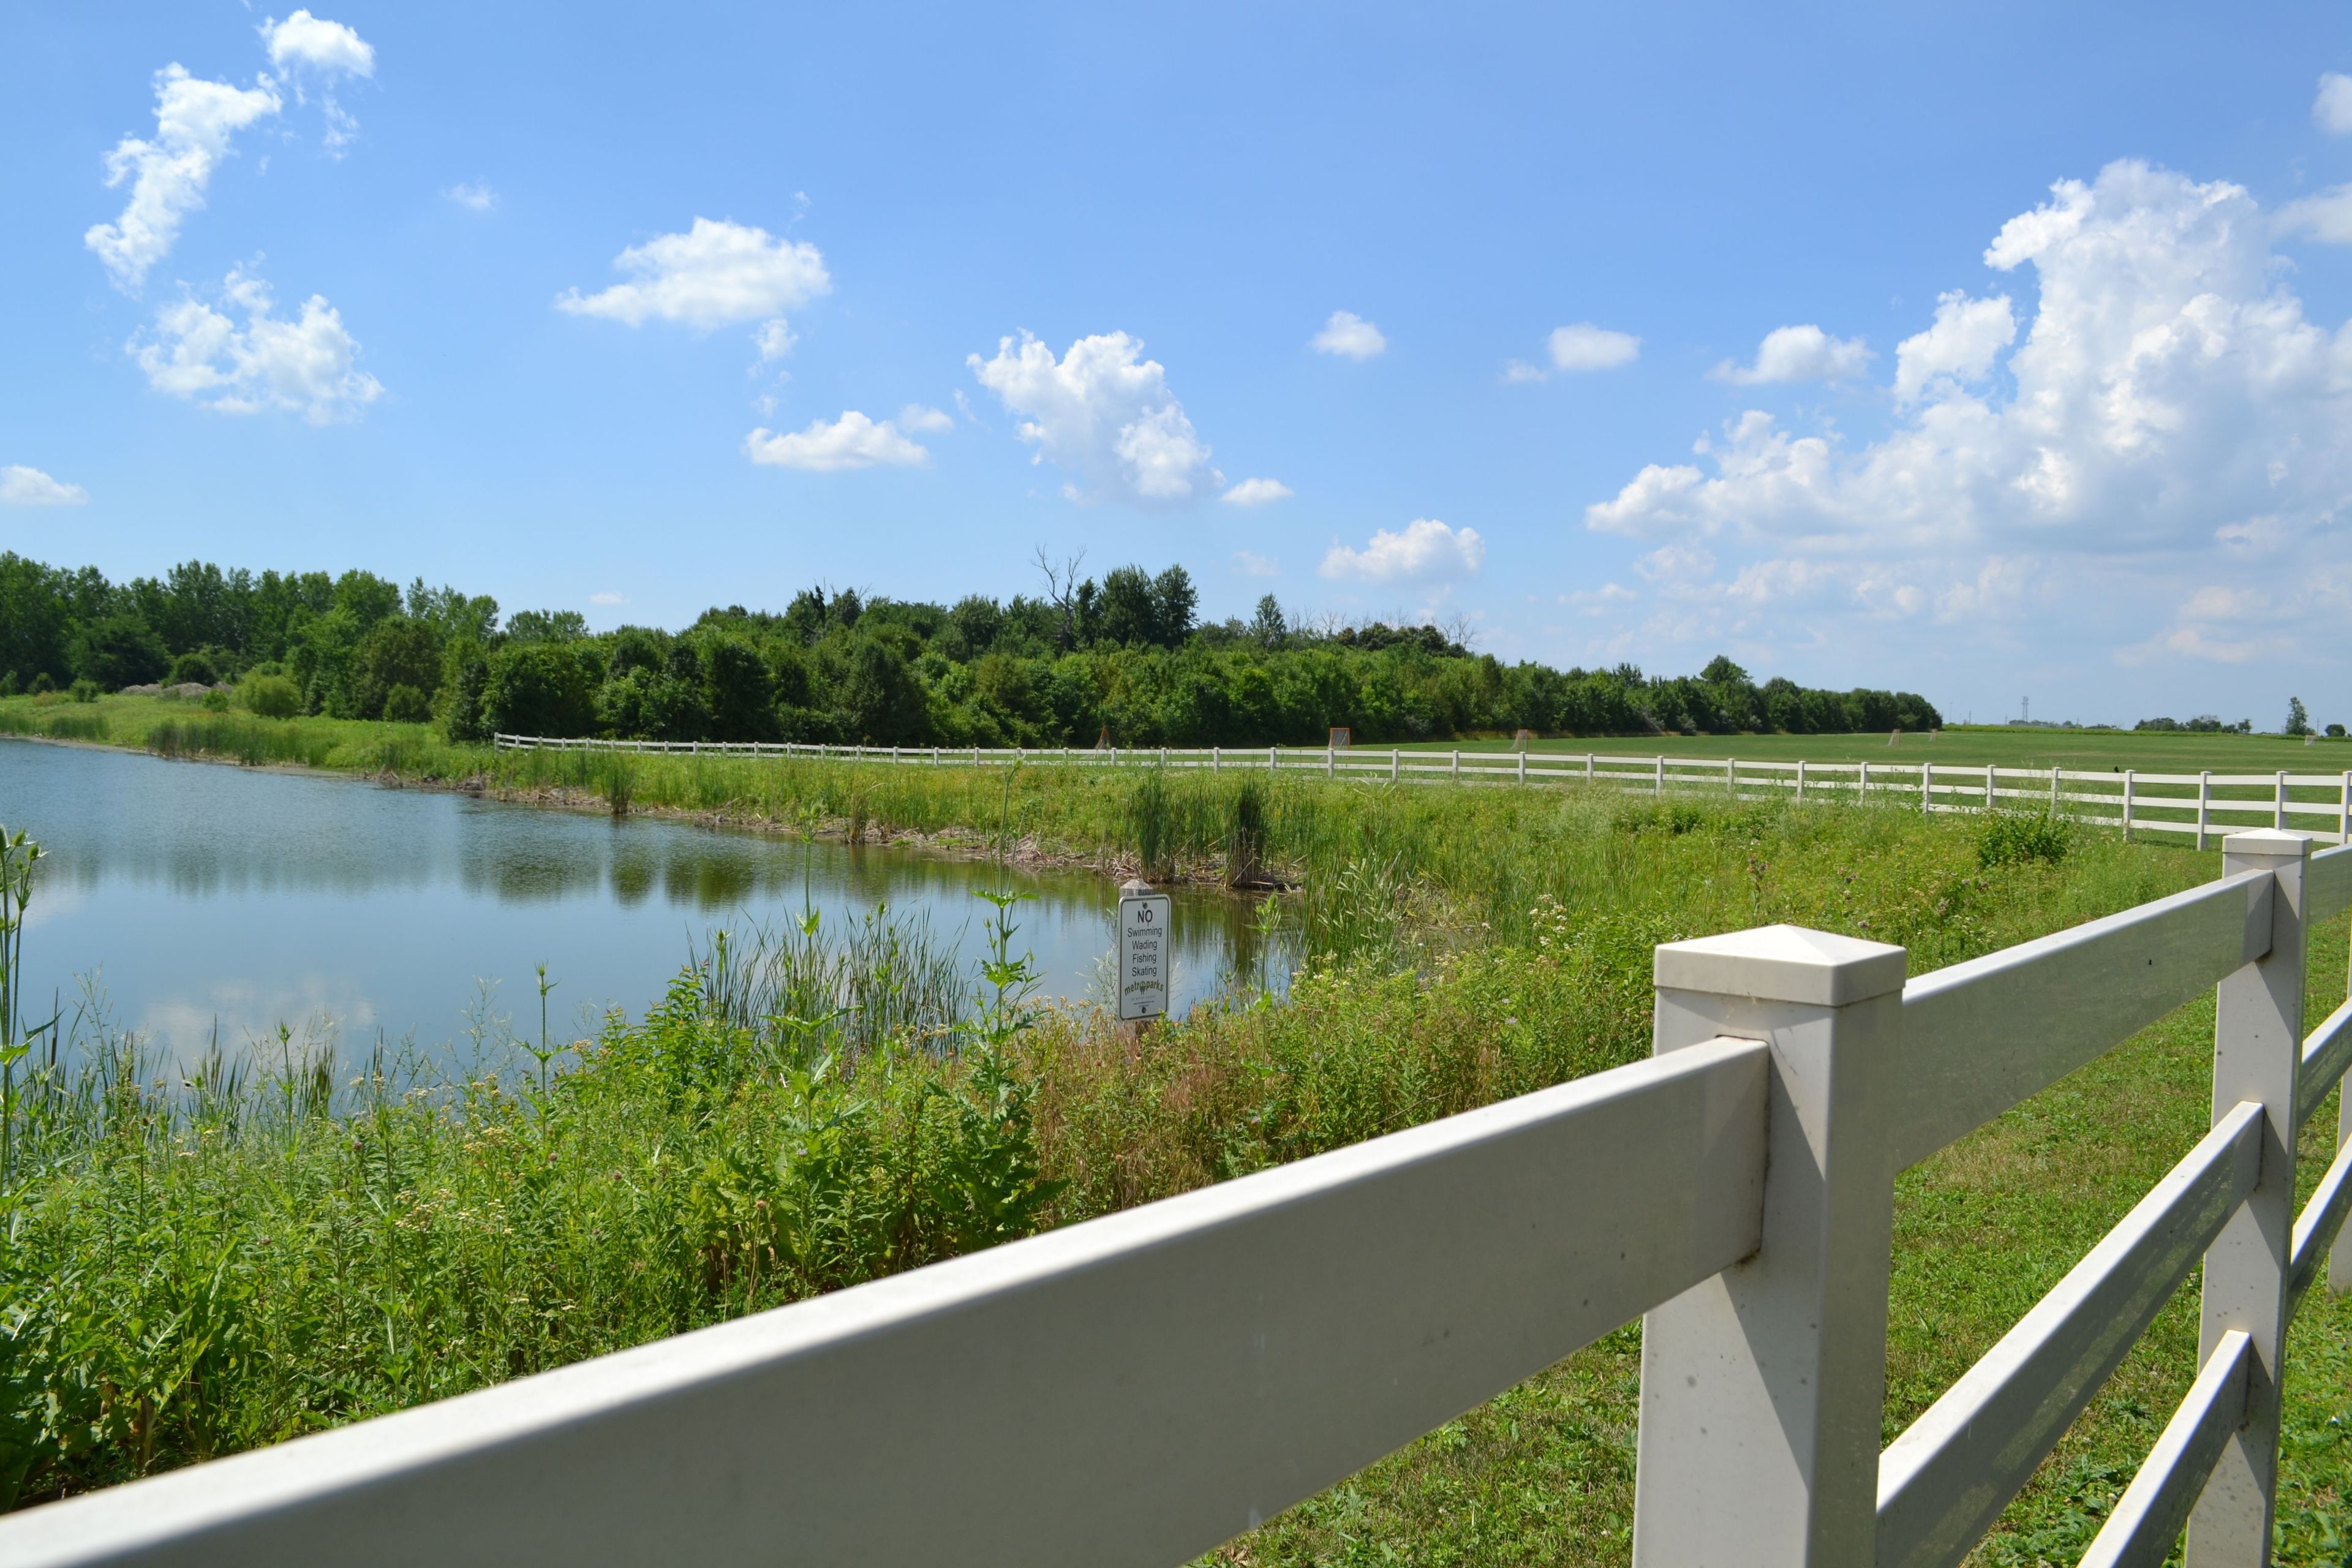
[1319,518,1486,583]
[1508,323,1641,382]
[1709,324,1872,385]
[85,67,282,291]
[260,12,375,151]
[743,410,930,471]
[1,467,89,506]
[129,266,383,423]
[898,404,954,434]
[1548,323,1641,371]
[262,11,374,75]
[1580,157,2352,675]
[968,331,1221,503]
[1310,310,1387,360]
[1233,551,1280,577]
[559,219,831,330]
[1892,292,2015,405]
[445,181,497,213]
[589,592,625,606]
[2317,72,2352,135]
[2277,184,2352,245]
[751,318,797,363]
[1221,477,1293,507]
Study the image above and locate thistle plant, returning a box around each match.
[0,824,58,1190]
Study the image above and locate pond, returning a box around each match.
[1,739,1290,1067]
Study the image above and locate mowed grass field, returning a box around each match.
[1402,724,2352,777]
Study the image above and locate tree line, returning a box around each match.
[0,551,1944,746]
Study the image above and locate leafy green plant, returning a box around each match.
[1978,811,2071,869]
[66,680,99,704]
[236,674,301,720]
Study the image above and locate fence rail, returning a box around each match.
[494,733,2352,847]
[3,834,2348,1567]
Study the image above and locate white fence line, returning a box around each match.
[492,733,2352,847]
[2,836,2347,1567]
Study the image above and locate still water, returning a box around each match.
[1,739,1286,1065]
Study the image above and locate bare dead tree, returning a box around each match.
[1032,545,1087,650]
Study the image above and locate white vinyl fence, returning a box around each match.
[495,733,2352,848]
[6,834,2347,1567]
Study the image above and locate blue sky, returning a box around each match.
[5,2,2351,726]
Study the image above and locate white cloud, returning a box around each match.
[1580,157,2352,678]
[445,181,497,213]
[129,266,383,423]
[1311,310,1387,360]
[2317,72,2352,135]
[1319,518,1486,582]
[897,403,954,434]
[968,331,1221,503]
[589,592,625,606]
[1504,323,1640,382]
[751,318,797,363]
[85,66,282,291]
[559,219,831,330]
[1893,291,2016,405]
[262,12,374,76]
[1548,323,1641,371]
[1709,324,1872,385]
[1221,477,1293,507]
[1233,551,1280,577]
[743,410,930,471]
[258,12,374,153]
[1561,582,1635,614]
[2277,184,2352,244]
[1,467,89,506]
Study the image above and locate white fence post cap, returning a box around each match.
[2220,827,2310,858]
[1654,923,1906,1006]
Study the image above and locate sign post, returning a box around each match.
[1117,878,1171,1024]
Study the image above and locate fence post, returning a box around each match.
[1860,760,1870,801]
[2049,767,2059,815]
[2340,770,2350,847]
[1451,748,1460,779]
[1517,750,1526,785]
[1985,764,1995,812]
[1655,755,1665,796]
[1586,752,1595,783]
[1326,747,1335,779]
[1391,750,1400,782]
[2122,769,2134,841]
[1269,746,1278,772]
[2186,829,2310,1566]
[2274,771,2288,832]
[1920,762,1931,813]
[2199,771,2212,851]
[1727,757,1736,797]
[1635,924,1907,1567]
[1796,759,1806,802]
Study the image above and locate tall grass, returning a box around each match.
[0,755,2340,1555]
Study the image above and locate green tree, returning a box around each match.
[351,616,446,720]
[70,611,169,690]
[2286,695,2310,736]
[481,643,600,737]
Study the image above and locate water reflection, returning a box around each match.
[2,740,1294,1066]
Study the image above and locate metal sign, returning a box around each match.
[1117,880,1171,1022]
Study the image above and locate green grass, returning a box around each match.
[0,694,489,778]
[1402,722,2352,777]
[1,702,2346,1559]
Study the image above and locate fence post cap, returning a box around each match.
[2221,827,2312,859]
[1654,922,1906,1006]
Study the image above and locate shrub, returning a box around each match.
[67,679,100,704]
[167,650,221,686]
[238,673,303,720]
[1977,811,2069,869]
[382,683,431,724]
[200,688,230,712]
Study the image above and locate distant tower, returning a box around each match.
[2022,696,2029,725]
